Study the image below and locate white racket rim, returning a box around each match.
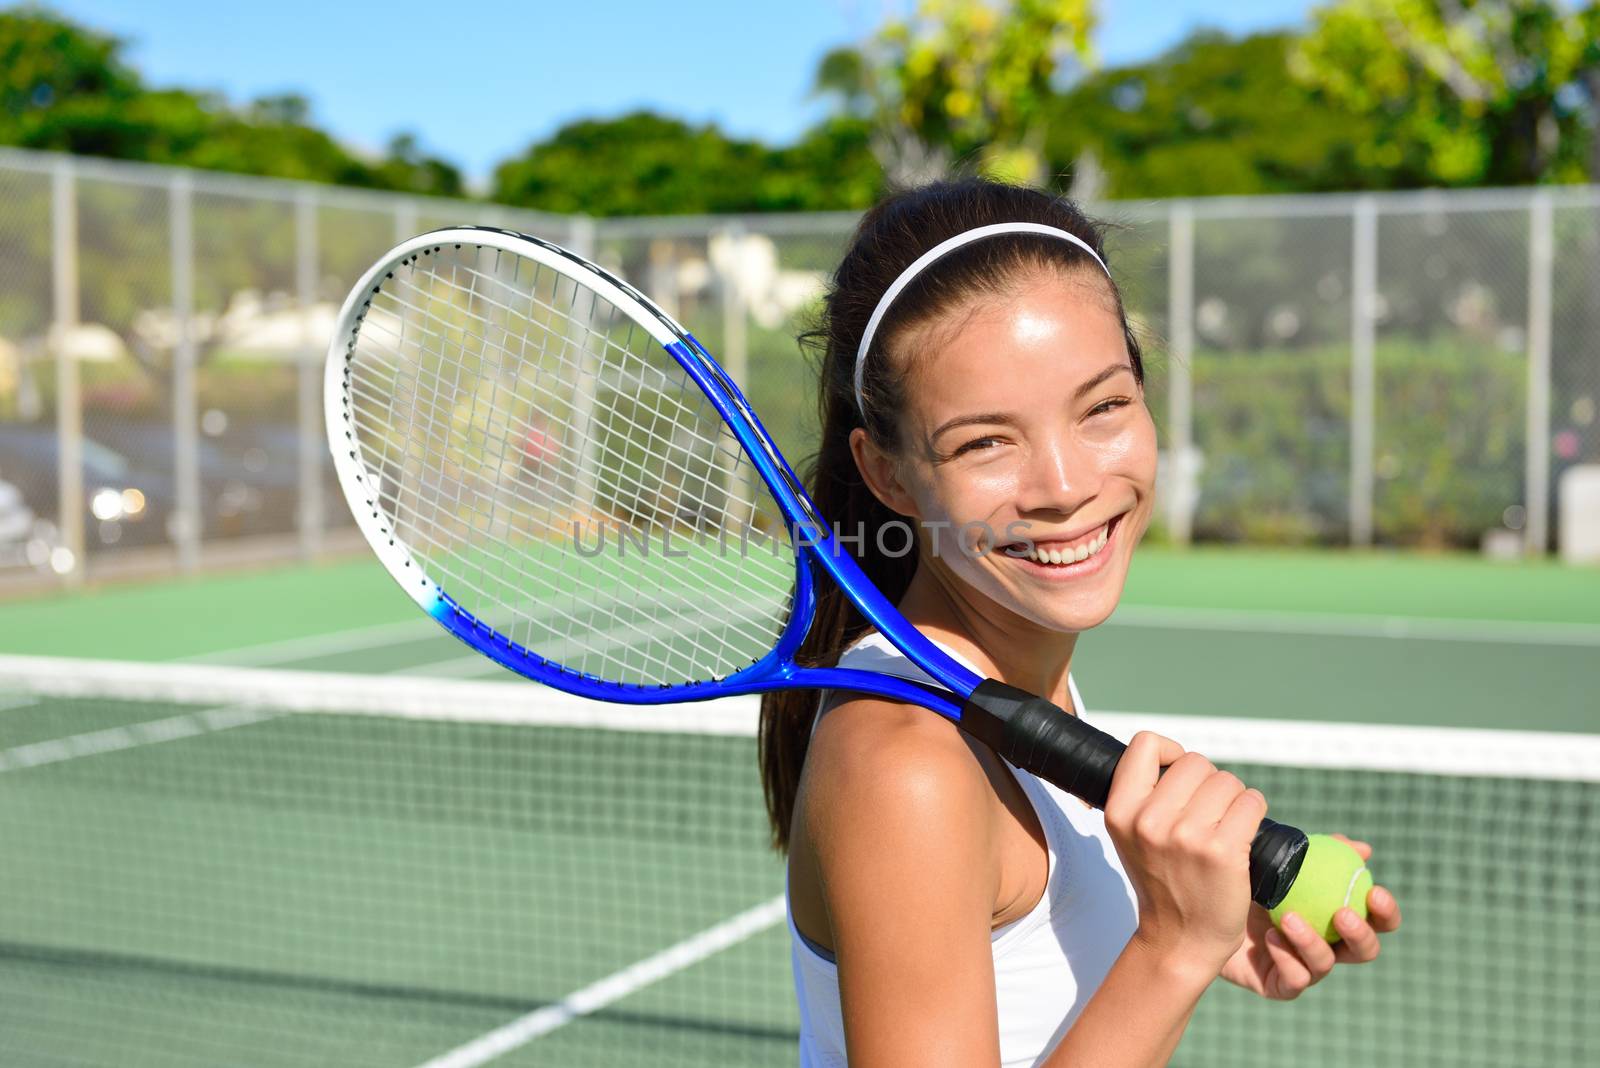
[322,227,685,614]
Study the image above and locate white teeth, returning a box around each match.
[1022,523,1112,566]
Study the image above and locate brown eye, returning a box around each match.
[951,436,1000,457]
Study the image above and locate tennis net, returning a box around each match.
[0,654,1595,1067]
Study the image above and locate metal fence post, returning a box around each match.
[716,221,753,525]
[567,214,595,259]
[1166,202,1195,545]
[395,198,419,242]
[170,171,200,571]
[296,188,323,558]
[717,221,750,388]
[52,156,83,584]
[1350,196,1378,547]
[1525,190,1554,555]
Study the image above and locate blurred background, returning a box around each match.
[0,3,1596,1067]
[2,0,1600,583]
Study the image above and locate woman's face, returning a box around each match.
[869,268,1158,634]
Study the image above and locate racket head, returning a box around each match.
[324,226,817,700]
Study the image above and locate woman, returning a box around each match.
[758,178,1401,1067]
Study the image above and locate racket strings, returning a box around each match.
[367,267,753,531]
[342,243,795,687]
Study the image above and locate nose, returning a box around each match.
[1014,434,1097,519]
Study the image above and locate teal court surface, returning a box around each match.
[1,547,1596,1066]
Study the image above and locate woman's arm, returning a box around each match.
[805,712,1266,1067]
[1043,731,1269,1067]
[803,697,1008,1066]
[1041,933,1216,1067]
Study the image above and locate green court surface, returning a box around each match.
[1,545,1595,730]
[2,546,1597,1066]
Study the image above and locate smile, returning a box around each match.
[1003,516,1120,569]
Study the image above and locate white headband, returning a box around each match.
[852,222,1111,416]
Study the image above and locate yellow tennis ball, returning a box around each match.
[1269,834,1373,943]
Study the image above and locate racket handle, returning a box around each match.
[960,680,1308,908]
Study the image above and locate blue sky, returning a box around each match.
[48,1,1312,180]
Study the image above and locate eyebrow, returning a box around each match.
[929,362,1136,442]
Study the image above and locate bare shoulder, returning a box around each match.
[800,693,995,857]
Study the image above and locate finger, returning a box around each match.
[1215,786,1269,849]
[1365,885,1402,931]
[1143,751,1218,814]
[1261,928,1313,996]
[1106,731,1185,812]
[1113,729,1190,824]
[1172,768,1250,830]
[1329,908,1381,962]
[1277,912,1337,977]
[1329,833,1373,860]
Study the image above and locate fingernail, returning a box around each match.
[1336,909,1359,931]
[1282,913,1306,935]
[1372,888,1391,909]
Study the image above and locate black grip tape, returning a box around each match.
[959,679,1308,909]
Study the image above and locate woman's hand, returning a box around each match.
[1220,834,1403,999]
[1103,731,1267,978]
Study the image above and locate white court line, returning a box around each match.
[0,704,277,773]
[1106,604,1600,647]
[180,617,452,666]
[414,896,787,1068]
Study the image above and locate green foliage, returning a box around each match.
[0,4,137,123]
[1045,32,1392,197]
[0,7,461,194]
[818,0,1094,184]
[1292,0,1600,186]
[491,112,880,216]
[1192,342,1525,547]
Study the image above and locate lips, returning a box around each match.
[1003,515,1122,569]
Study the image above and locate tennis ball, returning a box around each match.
[1269,834,1373,944]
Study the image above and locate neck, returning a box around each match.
[895,556,1079,712]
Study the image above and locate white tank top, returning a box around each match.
[786,633,1141,1067]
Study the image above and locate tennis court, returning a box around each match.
[2,546,1596,1066]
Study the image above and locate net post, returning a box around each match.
[1349,195,1378,548]
[1166,202,1195,546]
[170,171,200,572]
[1525,189,1553,556]
[52,155,83,585]
[295,187,323,559]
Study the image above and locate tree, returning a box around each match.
[815,0,1095,185]
[0,5,138,132]
[1042,31,1394,198]
[1292,0,1600,186]
[491,111,880,215]
[0,8,463,194]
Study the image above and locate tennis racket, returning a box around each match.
[325,225,1307,907]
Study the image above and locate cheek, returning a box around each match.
[1095,408,1159,483]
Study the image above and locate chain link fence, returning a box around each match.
[1,146,1596,587]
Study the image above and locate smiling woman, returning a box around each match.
[762,179,1398,1067]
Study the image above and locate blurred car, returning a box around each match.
[93,422,300,538]
[0,424,173,551]
[0,475,65,573]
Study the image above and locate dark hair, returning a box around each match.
[757,177,1144,851]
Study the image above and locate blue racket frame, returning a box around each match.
[420,328,982,722]
[333,226,1311,910]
